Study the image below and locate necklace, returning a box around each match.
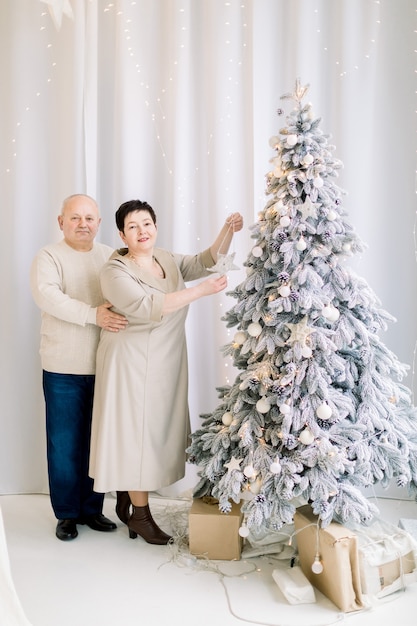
[129,253,165,278]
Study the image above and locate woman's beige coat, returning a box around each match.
[89,246,214,493]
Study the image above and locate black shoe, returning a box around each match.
[77,513,117,532]
[56,519,78,541]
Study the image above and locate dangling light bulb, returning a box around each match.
[311,555,323,574]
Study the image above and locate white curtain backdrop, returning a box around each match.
[1,0,416,498]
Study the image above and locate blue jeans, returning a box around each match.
[42,371,104,520]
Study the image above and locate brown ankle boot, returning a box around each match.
[115,491,131,525]
[127,504,172,545]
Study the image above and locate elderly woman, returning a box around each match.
[89,199,243,544]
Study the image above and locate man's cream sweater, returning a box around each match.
[30,240,113,375]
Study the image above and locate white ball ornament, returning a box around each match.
[286,134,298,146]
[327,209,336,221]
[322,305,333,320]
[316,403,332,420]
[234,331,246,345]
[299,428,315,445]
[256,398,270,414]
[222,412,233,426]
[302,345,312,358]
[280,215,291,227]
[247,322,262,337]
[279,285,291,298]
[327,307,340,322]
[243,465,256,478]
[239,525,250,538]
[342,243,352,253]
[302,153,314,166]
[270,460,281,474]
[313,176,324,188]
[279,403,291,415]
[296,237,307,251]
[252,245,263,258]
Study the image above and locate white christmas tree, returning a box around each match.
[187,80,417,533]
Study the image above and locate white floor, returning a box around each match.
[1,493,417,626]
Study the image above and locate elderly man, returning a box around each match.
[30,194,127,540]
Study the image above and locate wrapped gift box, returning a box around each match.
[272,565,316,605]
[355,518,417,598]
[293,504,365,613]
[188,497,243,560]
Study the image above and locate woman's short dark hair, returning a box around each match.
[115,200,157,232]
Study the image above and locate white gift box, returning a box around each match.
[354,518,417,599]
[272,566,316,605]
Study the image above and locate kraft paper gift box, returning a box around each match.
[293,504,365,613]
[354,518,417,599]
[188,497,243,560]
